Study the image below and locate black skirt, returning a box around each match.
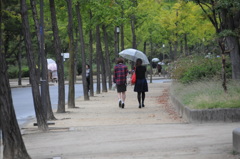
[117,84,127,93]
[134,79,148,92]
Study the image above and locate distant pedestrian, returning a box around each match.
[134,58,148,108]
[86,64,90,91]
[52,70,58,83]
[157,63,162,76]
[152,62,157,76]
[113,58,128,109]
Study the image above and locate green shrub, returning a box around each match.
[7,66,18,78]
[7,66,29,78]
[171,55,231,83]
[22,66,30,77]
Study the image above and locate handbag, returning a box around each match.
[131,72,136,84]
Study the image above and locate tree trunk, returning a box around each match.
[131,16,137,49]
[66,0,76,108]
[0,56,31,159]
[49,0,66,113]
[184,33,188,56]
[40,0,54,120]
[30,0,41,85]
[0,2,31,157]
[130,0,137,69]
[131,0,137,50]
[76,2,89,100]
[173,40,177,60]
[218,38,228,92]
[17,41,22,86]
[31,0,56,120]
[120,8,124,51]
[96,25,101,94]
[221,8,240,80]
[144,42,148,78]
[74,28,79,83]
[180,39,183,55]
[121,24,124,51]
[88,10,94,97]
[169,41,173,60]
[102,25,112,90]
[114,26,118,59]
[226,36,240,80]
[21,0,48,131]
[97,25,107,93]
[149,41,153,83]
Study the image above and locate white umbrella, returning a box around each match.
[47,58,56,64]
[158,62,165,65]
[119,48,150,65]
[48,63,57,71]
[152,58,160,62]
[47,59,57,71]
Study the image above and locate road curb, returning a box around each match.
[170,95,240,123]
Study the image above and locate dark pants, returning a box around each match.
[86,77,90,90]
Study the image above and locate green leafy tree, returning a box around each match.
[188,0,240,82]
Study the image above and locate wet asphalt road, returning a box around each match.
[12,84,84,126]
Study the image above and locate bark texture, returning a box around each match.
[88,10,94,97]
[66,0,76,108]
[49,0,66,113]
[21,0,48,131]
[0,2,31,156]
[76,2,89,100]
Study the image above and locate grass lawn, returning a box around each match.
[170,80,240,109]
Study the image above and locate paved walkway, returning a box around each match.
[18,80,240,159]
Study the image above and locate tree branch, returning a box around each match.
[198,2,220,33]
[6,39,24,59]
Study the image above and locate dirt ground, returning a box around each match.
[22,82,240,159]
[24,82,182,129]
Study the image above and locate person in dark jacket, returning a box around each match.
[134,58,148,108]
[86,64,90,91]
[113,58,128,108]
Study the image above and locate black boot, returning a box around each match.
[139,104,141,108]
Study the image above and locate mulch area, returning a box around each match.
[158,88,183,121]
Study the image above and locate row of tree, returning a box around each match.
[0,0,240,158]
